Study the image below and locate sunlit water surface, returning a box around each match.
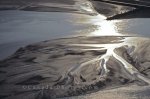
[0,0,150,60]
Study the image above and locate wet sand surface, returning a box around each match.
[0,0,150,99]
[0,36,150,99]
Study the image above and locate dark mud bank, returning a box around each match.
[90,0,150,20]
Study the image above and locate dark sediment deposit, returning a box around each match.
[90,0,150,19]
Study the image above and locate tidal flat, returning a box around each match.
[0,0,150,99]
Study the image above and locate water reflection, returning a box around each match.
[88,13,122,36]
[76,1,121,36]
[74,0,122,36]
[90,19,122,36]
[74,13,122,36]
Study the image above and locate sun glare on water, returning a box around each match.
[75,0,122,37]
[89,15,122,36]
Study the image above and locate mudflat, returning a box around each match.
[0,0,150,99]
[0,36,150,99]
